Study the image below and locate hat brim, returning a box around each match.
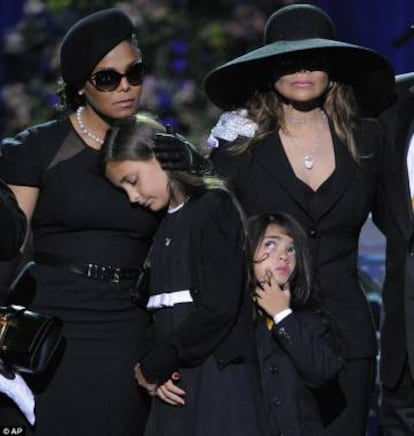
[395,72,414,96]
[204,39,395,116]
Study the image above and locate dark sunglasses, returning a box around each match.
[275,53,330,78]
[88,62,145,92]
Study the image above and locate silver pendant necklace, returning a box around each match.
[304,153,316,170]
[285,110,327,170]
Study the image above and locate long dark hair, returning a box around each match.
[247,212,345,356]
[227,81,360,162]
[101,113,161,165]
[101,113,232,203]
[247,212,315,310]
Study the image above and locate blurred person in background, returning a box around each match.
[376,71,414,435]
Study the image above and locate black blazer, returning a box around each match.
[212,119,382,359]
[257,311,343,436]
[377,88,414,388]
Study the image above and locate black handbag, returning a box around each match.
[0,305,63,374]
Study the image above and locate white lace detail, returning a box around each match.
[207,108,258,148]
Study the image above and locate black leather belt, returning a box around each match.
[34,253,140,283]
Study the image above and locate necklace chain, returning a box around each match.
[285,110,328,170]
[76,106,104,145]
[286,108,326,125]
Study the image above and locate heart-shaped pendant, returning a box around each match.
[304,155,314,169]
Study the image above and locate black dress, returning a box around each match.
[0,119,160,435]
[141,191,265,436]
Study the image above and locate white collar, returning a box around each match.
[168,197,190,214]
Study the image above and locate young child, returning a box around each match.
[248,212,344,436]
[102,115,264,436]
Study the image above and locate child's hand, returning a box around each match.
[156,372,186,406]
[134,363,158,396]
[254,269,291,318]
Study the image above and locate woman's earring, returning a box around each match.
[78,89,84,96]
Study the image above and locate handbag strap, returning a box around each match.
[0,312,9,349]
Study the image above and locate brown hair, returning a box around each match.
[225,82,360,162]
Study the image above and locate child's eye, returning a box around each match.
[125,176,138,186]
[287,246,296,257]
[264,240,277,252]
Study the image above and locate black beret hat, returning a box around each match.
[60,8,135,88]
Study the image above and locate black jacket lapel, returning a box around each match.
[252,129,356,222]
[253,134,311,216]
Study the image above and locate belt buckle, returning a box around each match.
[107,266,121,283]
[85,263,99,279]
[84,263,120,283]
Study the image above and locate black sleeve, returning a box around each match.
[371,120,388,233]
[0,120,66,187]
[210,143,248,202]
[210,142,238,180]
[373,102,401,234]
[139,191,246,384]
[272,312,343,387]
[0,178,26,260]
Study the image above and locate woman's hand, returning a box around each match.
[156,372,186,406]
[134,363,158,396]
[254,270,291,318]
[154,129,214,176]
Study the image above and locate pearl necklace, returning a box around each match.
[75,106,104,145]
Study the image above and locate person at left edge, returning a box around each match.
[0,8,191,435]
[0,178,26,263]
[0,178,27,302]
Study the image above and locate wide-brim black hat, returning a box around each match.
[204,4,395,116]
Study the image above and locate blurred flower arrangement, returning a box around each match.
[0,0,289,144]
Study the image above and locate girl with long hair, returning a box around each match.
[102,116,264,436]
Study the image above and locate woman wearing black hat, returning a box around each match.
[0,8,160,435]
[204,4,395,436]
